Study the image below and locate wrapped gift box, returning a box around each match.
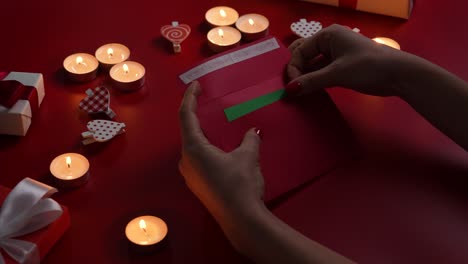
[301,0,413,19]
[0,183,70,263]
[0,72,45,136]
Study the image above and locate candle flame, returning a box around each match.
[123,63,129,74]
[139,219,147,230]
[218,28,224,38]
[248,18,254,26]
[66,156,71,168]
[107,48,114,57]
[76,56,83,65]
[219,9,227,18]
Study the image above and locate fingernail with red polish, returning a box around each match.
[254,128,263,140]
[285,81,302,96]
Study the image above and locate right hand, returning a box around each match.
[286,24,407,97]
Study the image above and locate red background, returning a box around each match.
[1,0,468,263]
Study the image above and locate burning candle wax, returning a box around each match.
[109,61,146,92]
[235,14,269,41]
[373,37,401,50]
[50,153,90,187]
[125,216,168,246]
[205,6,239,27]
[63,53,99,82]
[95,43,130,71]
[207,26,241,53]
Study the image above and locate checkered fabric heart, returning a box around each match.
[79,86,115,118]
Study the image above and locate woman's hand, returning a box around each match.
[178,82,356,264]
[288,24,468,151]
[286,24,405,96]
[178,81,264,220]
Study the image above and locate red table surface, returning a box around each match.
[1,0,468,263]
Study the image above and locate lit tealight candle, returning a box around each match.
[205,6,239,27]
[50,153,90,188]
[207,26,241,53]
[235,14,269,41]
[125,216,168,246]
[109,61,146,92]
[95,43,130,71]
[63,53,99,82]
[373,37,401,50]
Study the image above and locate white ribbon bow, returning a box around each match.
[0,178,63,264]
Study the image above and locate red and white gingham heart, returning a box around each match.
[79,86,115,118]
[85,120,125,142]
[291,19,322,38]
[161,21,191,44]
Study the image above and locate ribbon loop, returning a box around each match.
[0,72,8,80]
[0,81,27,109]
[0,73,40,118]
[0,239,39,264]
[0,178,62,264]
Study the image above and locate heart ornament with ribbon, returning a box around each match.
[79,86,116,119]
[81,120,126,145]
[161,21,191,53]
[291,19,323,38]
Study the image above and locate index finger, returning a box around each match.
[179,81,209,146]
[286,25,338,81]
[287,34,323,81]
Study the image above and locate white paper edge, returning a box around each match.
[179,38,280,84]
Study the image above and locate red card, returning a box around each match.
[180,37,356,201]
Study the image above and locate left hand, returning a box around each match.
[178,81,265,220]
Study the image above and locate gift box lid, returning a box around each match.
[0,72,45,113]
[0,72,45,136]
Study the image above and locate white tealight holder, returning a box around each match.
[207,26,241,53]
[373,37,401,50]
[50,153,90,188]
[235,14,269,42]
[205,6,239,27]
[95,43,130,71]
[109,61,146,92]
[63,53,99,82]
[125,216,168,247]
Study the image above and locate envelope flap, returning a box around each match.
[180,37,289,105]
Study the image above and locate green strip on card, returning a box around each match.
[224,89,286,122]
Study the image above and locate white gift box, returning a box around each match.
[0,72,45,136]
[301,0,413,19]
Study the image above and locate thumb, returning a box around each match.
[285,63,341,96]
[235,128,262,159]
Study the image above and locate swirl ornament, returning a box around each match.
[161,21,191,53]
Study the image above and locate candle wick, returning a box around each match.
[67,163,71,169]
[142,227,151,241]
